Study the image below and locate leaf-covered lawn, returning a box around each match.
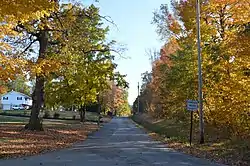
[0,116,99,159]
[132,114,250,166]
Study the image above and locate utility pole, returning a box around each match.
[137,82,140,113]
[196,0,205,144]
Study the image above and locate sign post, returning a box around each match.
[190,111,193,146]
[186,100,198,146]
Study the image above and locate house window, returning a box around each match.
[17,97,22,100]
[3,97,8,100]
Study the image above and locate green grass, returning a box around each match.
[53,111,99,121]
[0,110,99,121]
[85,111,99,121]
[0,110,31,116]
[132,115,190,142]
[0,115,28,123]
[0,112,98,125]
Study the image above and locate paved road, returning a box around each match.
[0,118,223,166]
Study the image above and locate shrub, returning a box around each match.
[43,111,50,118]
[23,110,28,116]
[1,111,7,115]
[53,112,60,119]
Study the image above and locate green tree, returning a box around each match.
[6,75,31,95]
[44,5,128,122]
[1,2,127,130]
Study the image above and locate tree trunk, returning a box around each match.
[25,30,48,131]
[97,95,101,126]
[80,105,86,122]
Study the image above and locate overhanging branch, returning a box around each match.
[20,39,38,55]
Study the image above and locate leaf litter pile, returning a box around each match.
[0,121,99,159]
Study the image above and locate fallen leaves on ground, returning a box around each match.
[133,115,250,166]
[0,121,99,159]
[162,137,250,166]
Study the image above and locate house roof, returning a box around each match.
[1,90,32,99]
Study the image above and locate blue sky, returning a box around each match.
[85,0,169,104]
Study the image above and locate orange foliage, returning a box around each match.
[0,85,7,94]
[0,54,26,81]
[160,38,179,66]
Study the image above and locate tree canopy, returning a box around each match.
[0,1,128,130]
[135,0,250,137]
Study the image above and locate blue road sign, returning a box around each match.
[187,100,198,111]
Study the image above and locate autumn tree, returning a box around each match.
[200,0,250,134]
[99,81,130,116]
[0,81,8,95]
[44,5,128,122]
[115,90,131,117]
[137,0,250,137]
[1,1,127,130]
[0,0,57,82]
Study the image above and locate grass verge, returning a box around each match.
[0,110,100,122]
[0,116,99,159]
[132,114,250,166]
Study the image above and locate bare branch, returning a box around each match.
[20,39,38,55]
[82,48,110,55]
[99,15,118,30]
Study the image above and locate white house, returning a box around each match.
[1,90,32,110]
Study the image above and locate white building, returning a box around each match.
[1,90,32,110]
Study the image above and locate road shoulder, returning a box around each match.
[131,114,249,166]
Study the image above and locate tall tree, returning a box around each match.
[1,2,127,130]
[0,0,57,82]
[44,5,128,122]
[137,0,250,136]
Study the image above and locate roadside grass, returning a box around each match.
[0,115,99,159]
[132,114,250,166]
[0,110,99,121]
[0,116,28,123]
[0,110,31,116]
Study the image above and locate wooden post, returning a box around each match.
[196,0,205,144]
[190,111,193,146]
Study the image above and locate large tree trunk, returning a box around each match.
[25,30,48,131]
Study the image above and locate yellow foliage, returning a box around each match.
[0,0,58,81]
[0,0,57,23]
[27,59,62,78]
[0,53,27,81]
[139,0,250,137]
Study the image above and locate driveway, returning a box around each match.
[0,117,223,166]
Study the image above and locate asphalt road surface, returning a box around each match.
[0,117,224,166]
